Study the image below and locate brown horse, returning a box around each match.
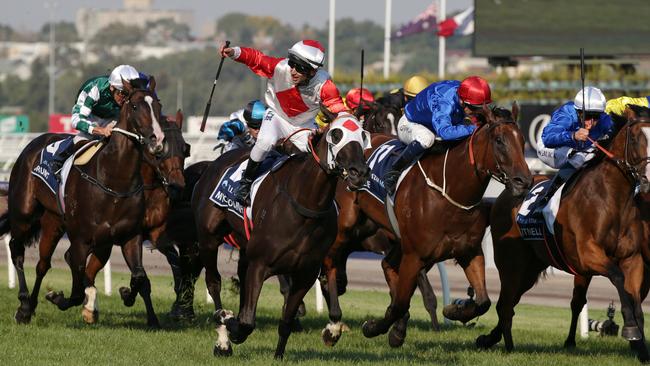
[476,106,650,362]
[363,101,402,135]
[192,113,370,359]
[339,105,531,346]
[2,79,165,326]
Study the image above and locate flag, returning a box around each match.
[393,2,438,39]
[437,6,474,37]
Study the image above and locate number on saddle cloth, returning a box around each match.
[209,150,290,219]
[31,136,76,195]
[361,139,410,204]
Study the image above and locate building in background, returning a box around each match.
[75,0,193,40]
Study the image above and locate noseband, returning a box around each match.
[469,120,515,185]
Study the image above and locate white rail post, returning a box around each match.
[5,235,15,288]
[103,259,111,295]
[315,279,324,314]
[437,262,452,325]
[580,303,589,338]
[206,288,214,304]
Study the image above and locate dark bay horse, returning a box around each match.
[341,105,531,346]
[476,106,650,362]
[2,79,165,326]
[192,113,370,359]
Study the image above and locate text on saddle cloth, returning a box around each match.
[360,139,415,204]
[31,137,102,213]
[516,179,564,241]
[209,151,290,220]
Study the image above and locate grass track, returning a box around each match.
[0,265,645,365]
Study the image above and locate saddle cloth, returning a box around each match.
[209,151,290,219]
[359,139,416,203]
[516,179,565,240]
[31,137,102,212]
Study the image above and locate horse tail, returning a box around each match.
[0,211,9,237]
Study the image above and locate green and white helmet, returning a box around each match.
[109,65,140,90]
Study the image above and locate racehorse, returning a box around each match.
[192,113,370,359]
[1,78,165,326]
[476,105,650,362]
[363,102,401,135]
[345,105,532,346]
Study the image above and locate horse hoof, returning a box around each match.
[169,306,196,322]
[388,326,406,348]
[213,344,233,357]
[290,318,304,333]
[563,339,576,349]
[321,328,341,347]
[45,290,63,305]
[297,302,307,318]
[274,352,284,360]
[622,326,643,341]
[119,287,135,307]
[14,307,33,324]
[148,318,161,329]
[443,302,477,324]
[82,308,99,324]
[362,320,382,338]
[476,334,493,349]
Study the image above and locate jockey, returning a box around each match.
[48,65,141,175]
[345,87,375,122]
[535,86,613,208]
[377,75,428,111]
[216,100,266,153]
[219,40,347,206]
[605,95,650,117]
[383,76,492,195]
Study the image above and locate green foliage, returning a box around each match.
[145,18,193,45]
[39,21,80,43]
[91,24,146,46]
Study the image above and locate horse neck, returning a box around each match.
[422,130,491,206]
[587,132,638,204]
[94,115,142,190]
[141,159,160,198]
[286,140,336,210]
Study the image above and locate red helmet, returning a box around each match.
[458,76,492,105]
[345,88,374,110]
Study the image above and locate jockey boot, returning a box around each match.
[533,165,576,213]
[48,140,75,181]
[235,158,261,206]
[384,141,426,196]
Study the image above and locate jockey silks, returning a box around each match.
[230,47,347,125]
[541,102,613,149]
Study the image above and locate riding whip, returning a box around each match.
[580,47,585,129]
[357,49,365,117]
[200,40,230,132]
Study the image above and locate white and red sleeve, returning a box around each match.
[234,47,283,79]
[320,80,347,114]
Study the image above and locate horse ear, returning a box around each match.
[482,103,494,123]
[148,75,157,92]
[319,102,337,123]
[511,101,519,122]
[624,105,636,122]
[121,77,133,94]
[175,109,183,129]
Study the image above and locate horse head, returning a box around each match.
[474,102,532,197]
[119,76,165,155]
[314,112,371,191]
[608,105,650,194]
[146,109,189,202]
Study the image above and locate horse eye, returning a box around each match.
[132,104,138,111]
[495,136,504,145]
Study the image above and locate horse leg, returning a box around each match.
[120,235,160,328]
[225,260,268,344]
[564,275,592,348]
[278,274,304,332]
[320,249,352,347]
[444,254,491,323]
[9,234,32,324]
[170,243,201,321]
[81,247,112,325]
[362,253,422,340]
[475,253,542,351]
[274,269,319,360]
[616,255,649,362]
[22,213,65,322]
[45,240,89,311]
[416,262,440,331]
[379,246,413,348]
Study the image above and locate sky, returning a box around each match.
[3,0,473,35]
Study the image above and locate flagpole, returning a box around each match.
[328,0,336,77]
[438,0,446,79]
[383,0,392,79]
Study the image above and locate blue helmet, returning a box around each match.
[243,100,266,129]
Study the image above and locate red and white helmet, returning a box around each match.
[458,76,492,105]
[288,40,325,70]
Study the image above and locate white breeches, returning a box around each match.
[250,109,316,162]
[396,115,436,148]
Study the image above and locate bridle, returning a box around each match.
[597,118,650,191]
[468,119,516,185]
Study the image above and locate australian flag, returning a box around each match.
[393,2,438,39]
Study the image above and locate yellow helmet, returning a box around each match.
[403,75,428,97]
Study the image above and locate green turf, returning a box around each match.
[0,264,645,365]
